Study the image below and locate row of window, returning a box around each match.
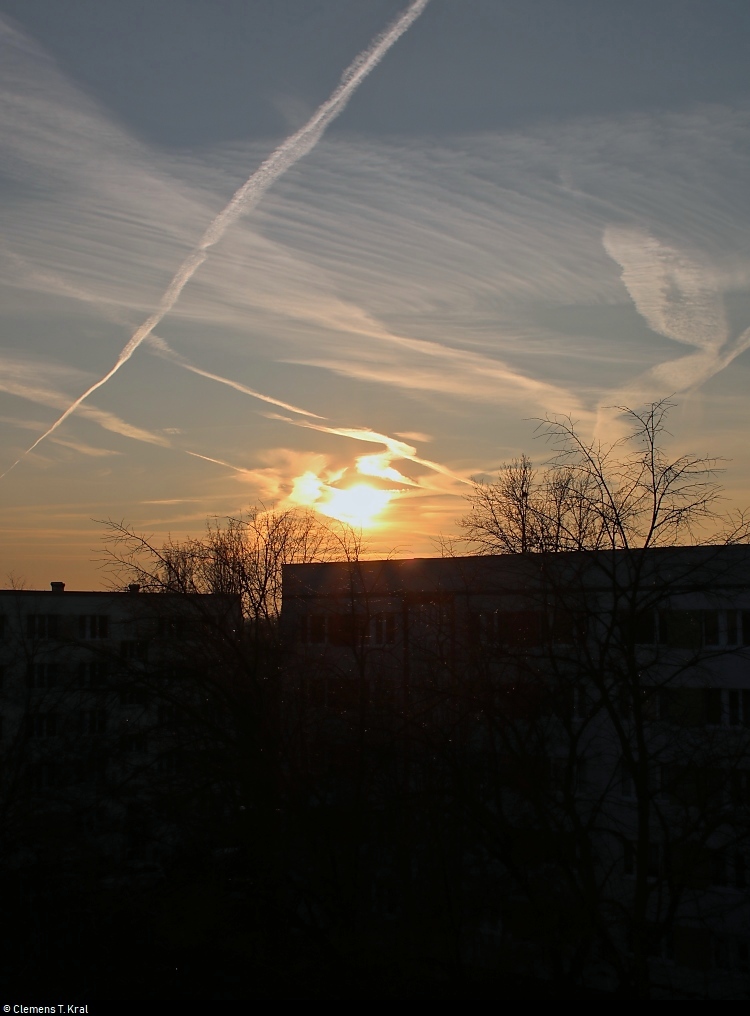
[305,675,395,710]
[24,654,144,688]
[27,748,186,792]
[621,764,750,808]
[631,609,750,649]
[22,701,180,737]
[474,608,750,650]
[625,687,750,727]
[624,841,748,890]
[12,615,188,641]
[299,612,396,647]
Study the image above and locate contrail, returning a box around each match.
[146,335,323,418]
[1,0,430,478]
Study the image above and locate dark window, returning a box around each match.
[729,689,741,727]
[26,663,60,689]
[29,713,57,738]
[26,615,59,639]
[497,610,543,648]
[120,640,148,662]
[373,612,396,645]
[76,661,108,688]
[120,687,148,707]
[308,615,326,644]
[742,611,750,646]
[473,610,497,643]
[736,853,747,889]
[710,850,728,886]
[624,841,635,876]
[550,610,586,645]
[727,611,739,645]
[326,678,359,711]
[78,615,109,639]
[78,710,107,735]
[633,609,656,645]
[703,610,720,646]
[620,760,634,799]
[646,844,662,879]
[156,751,184,775]
[122,732,148,754]
[157,617,185,639]
[659,610,702,650]
[730,771,750,807]
[704,688,722,725]
[158,703,181,727]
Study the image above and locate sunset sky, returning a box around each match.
[2,0,750,589]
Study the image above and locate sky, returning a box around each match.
[2,0,750,589]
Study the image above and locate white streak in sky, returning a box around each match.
[604,226,750,398]
[1,0,430,478]
[273,415,471,486]
[145,335,323,418]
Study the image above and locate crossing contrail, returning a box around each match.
[1,0,430,478]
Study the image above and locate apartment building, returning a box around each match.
[282,546,750,997]
[0,580,242,867]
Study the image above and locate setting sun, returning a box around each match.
[318,483,396,528]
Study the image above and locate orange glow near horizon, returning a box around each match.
[317,483,397,528]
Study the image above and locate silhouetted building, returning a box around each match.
[282,547,750,997]
[0,581,242,866]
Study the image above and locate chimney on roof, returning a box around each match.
[128,583,140,594]
[50,581,65,593]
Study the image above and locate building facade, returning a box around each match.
[282,547,750,996]
[0,581,242,867]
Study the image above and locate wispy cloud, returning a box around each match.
[604,226,750,398]
[1,0,431,475]
[0,353,170,449]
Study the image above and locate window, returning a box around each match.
[703,688,750,727]
[300,613,367,647]
[26,614,59,639]
[156,750,184,775]
[742,610,750,647]
[157,616,185,639]
[158,703,181,728]
[29,713,57,738]
[120,686,148,707]
[704,688,722,725]
[373,612,396,645]
[78,710,107,735]
[26,663,60,688]
[633,609,657,645]
[730,771,750,807]
[659,610,702,650]
[303,614,326,645]
[703,610,720,646]
[78,615,109,639]
[623,840,635,876]
[29,762,58,790]
[709,849,728,886]
[120,640,148,662]
[646,843,662,879]
[76,661,108,688]
[496,610,543,648]
[550,610,586,646]
[122,731,148,754]
[620,760,635,799]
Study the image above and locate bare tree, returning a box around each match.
[446,402,750,996]
[460,400,742,555]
